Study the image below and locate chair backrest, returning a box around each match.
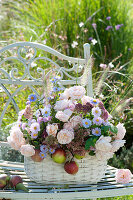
[0,42,93,128]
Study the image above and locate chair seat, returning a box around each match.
[0,160,133,200]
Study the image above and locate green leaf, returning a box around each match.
[89,151,95,156]
[103,126,111,132]
[110,126,118,134]
[85,136,98,150]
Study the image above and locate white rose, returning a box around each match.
[55,111,70,122]
[116,123,126,140]
[95,136,112,152]
[111,140,125,152]
[54,99,70,111]
[96,150,114,160]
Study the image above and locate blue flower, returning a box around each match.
[28,94,37,102]
[41,107,51,117]
[90,98,99,105]
[49,148,55,154]
[92,128,101,136]
[82,118,92,128]
[50,77,59,83]
[53,87,60,92]
[40,145,48,153]
[39,151,47,159]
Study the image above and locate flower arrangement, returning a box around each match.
[8,77,126,175]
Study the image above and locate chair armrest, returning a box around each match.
[0,141,10,147]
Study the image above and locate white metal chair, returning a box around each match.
[0,42,133,200]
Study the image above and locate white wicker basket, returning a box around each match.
[24,155,107,184]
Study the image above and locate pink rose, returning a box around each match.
[63,122,73,131]
[20,144,35,157]
[24,105,33,119]
[7,136,25,150]
[57,129,74,144]
[8,126,25,150]
[116,123,126,140]
[115,169,132,184]
[46,124,58,137]
[69,86,86,99]
[111,140,125,152]
[70,115,82,128]
[55,111,70,122]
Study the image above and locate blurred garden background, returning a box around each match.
[0,0,133,199]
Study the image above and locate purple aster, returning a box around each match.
[49,148,55,154]
[26,101,31,105]
[31,132,38,139]
[28,94,37,102]
[39,152,47,159]
[88,16,92,21]
[105,26,113,31]
[128,48,132,51]
[92,23,97,29]
[89,37,93,41]
[82,118,92,128]
[93,117,102,125]
[115,24,123,30]
[40,145,48,153]
[106,16,111,20]
[41,107,51,117]
[30,122,40,133]
[92,107,101,117]
[92,128,101,136]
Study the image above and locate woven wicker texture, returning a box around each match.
[24,155,107,184]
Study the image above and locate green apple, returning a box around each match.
[74,154,85,159]
[52,148,66,164]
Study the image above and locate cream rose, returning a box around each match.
[57,129,74,144]
[46,124,58,137]
[20,144,35,157]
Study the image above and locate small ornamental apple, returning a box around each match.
[10,175,28,192]
[0,174,10,189]
[52,148,66,164]
[31,149,44,162]
[10,175,22,187]
[74,154,85,159]
[64,161,79,175]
